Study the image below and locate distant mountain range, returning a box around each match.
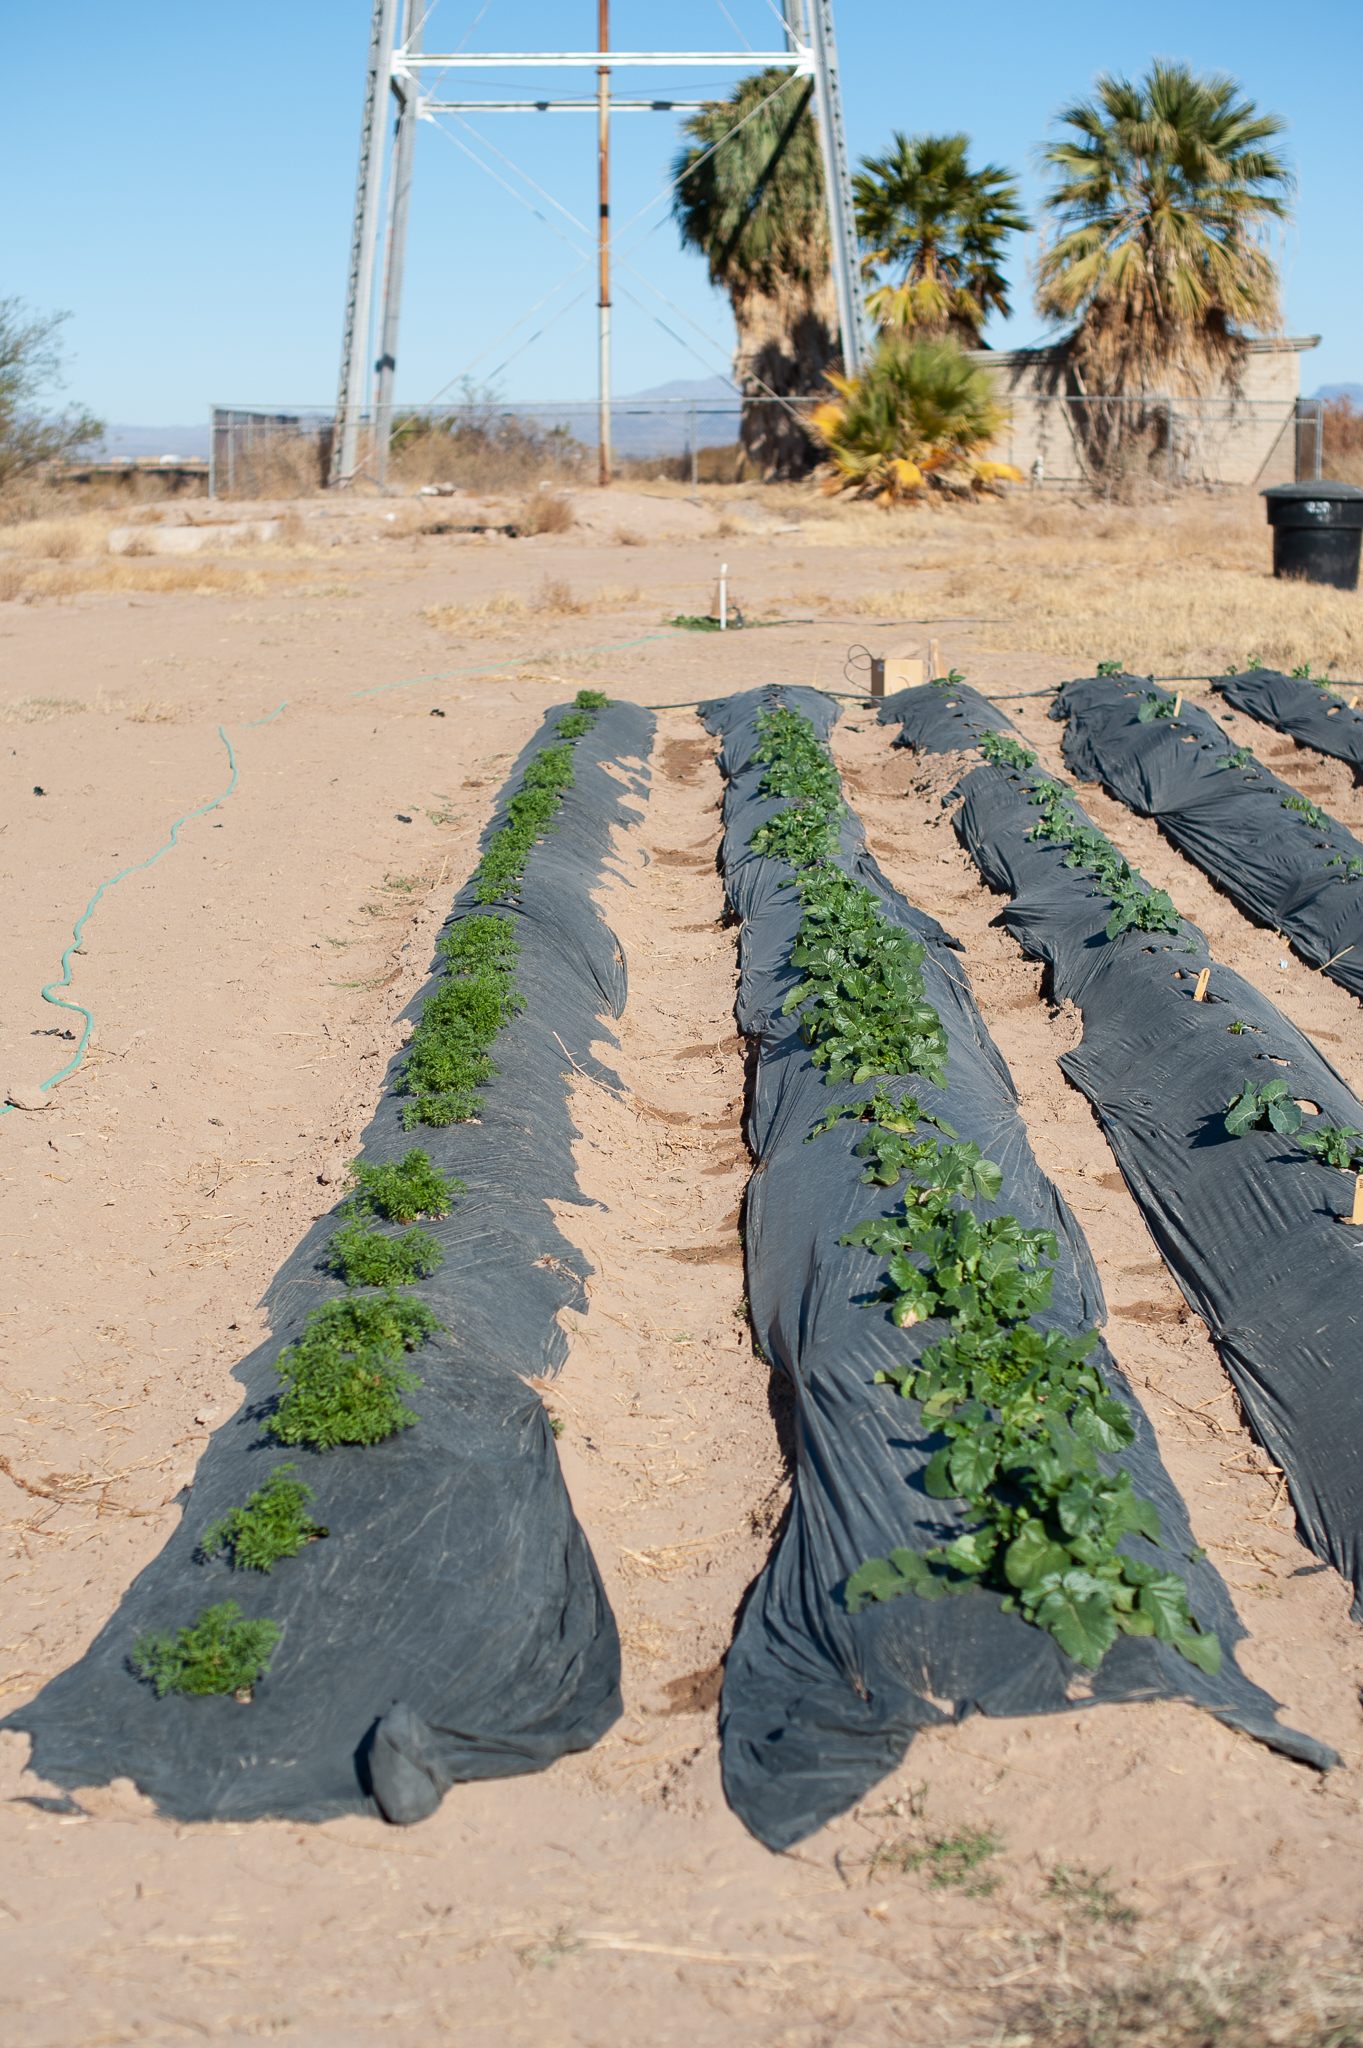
[1311,383,1363,404]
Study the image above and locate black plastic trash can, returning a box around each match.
[1262,480,1363,591]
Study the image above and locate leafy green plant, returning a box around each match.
[328,1220,442,1286]
[1297,1125,1363,1170]
[784,864,951,1086]
[1217,745,1255,771]
[1137,690,1180,722]
[1224,1075,1303,1138]
[397,913,523,1128]
[1283,791,1330,831]
[339,1148,461,1223]
[747,704,1215,1677]
[200,1465,327,1573]
[571,689,610,711]
[977,727,1037,773]
[271,1291,439,1449]
[132,1601,282,1698]
[1025,781,1181,939]
[1096,660,1123,677]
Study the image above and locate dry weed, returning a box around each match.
[0,695,91,722]
[421,589,527,635]
[517,491,574,536]
[536,577,588,616]
[613,526,646,546]
[835,492,1361,673]
[0,556,305,602]
[1022,1940,1363,2047]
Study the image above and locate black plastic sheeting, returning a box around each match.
[5,702,656,1824]
[1214,667,1363,774]
[881,680,1363,1631]
[1051,675,1363,1001]
[698,685,1332,1855]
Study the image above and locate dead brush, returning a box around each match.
[421,589,527,634]
[1020,1939,1363,2048]
[515,490,574,536]
[535,576,588,616]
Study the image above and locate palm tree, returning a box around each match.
[1036,61,1292,401]
[673,68,836,478]
[811,338,1018,504]
[853,133,1028,345]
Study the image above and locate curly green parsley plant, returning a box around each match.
[132,1601,282,1698]
[396,695,610,1130]
[750,702,1217,1676]
[473,691,610,904]
[200,1465,327,1573]
[271,1290,440,1449]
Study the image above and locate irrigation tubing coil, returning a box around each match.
[5,697,656,1824]
[698,685,1330,1856]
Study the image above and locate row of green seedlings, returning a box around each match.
[132,1152,457,1699]
[131,691,611,1698]
[967,721,1187,943]
[748,701,1219,1675]
[978,709,1363,1212]
[1133,685,1363,884]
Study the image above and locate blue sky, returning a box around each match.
[3,0,1357,424]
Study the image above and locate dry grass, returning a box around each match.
[1021,1940,1363,2047]
[835,492,1362,674]
[0,550,311,604]
[0,690,181,724]
[0,695,91,722]
[420,579,646,636]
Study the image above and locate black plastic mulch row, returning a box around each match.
[879,682,1363,1628]
[699,684,1330,1856]
[1214,666,1363,773]
[1051,674,1363,1001]
[5,701,655,1824]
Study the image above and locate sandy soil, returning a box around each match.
[2,485,1361,2045]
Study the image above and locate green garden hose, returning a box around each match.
[3,702,286,1119]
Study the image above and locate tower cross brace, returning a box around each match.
[331,0,866,487]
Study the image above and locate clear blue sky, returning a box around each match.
[3,0,1357,424]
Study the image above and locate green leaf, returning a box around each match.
[1034,1580,1121,1668]
[1267,1095,1303,1135]
[1004,1521,1072,1590]
[1071,1396,1136,1454]
[1174,1628,1222,1677]
[923,1447,957,1498]
[947,1434,1000,1496]
[943,1529,996,1575]
[1136,1572,1196,1643]
[845,1548,929,1613]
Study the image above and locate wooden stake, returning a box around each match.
[1172,692,1183,719]
[928,638,941,681]
[1193,968,1210,1001]
[1352,1172,1363,1226]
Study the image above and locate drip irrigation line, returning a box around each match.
[3,702,287,1120]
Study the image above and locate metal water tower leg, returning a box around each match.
[333,0,398,485]
[597,0,612,487]
[806,0,866,380]
[375,0,422,485]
